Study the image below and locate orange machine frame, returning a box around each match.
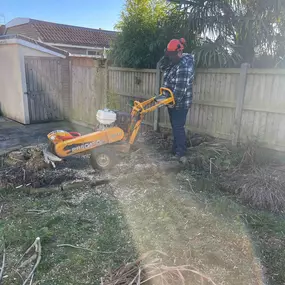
[45,87,175,163]
[128,87,175,144]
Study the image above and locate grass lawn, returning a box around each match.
[0,185,136,284]
[0,134,285,284]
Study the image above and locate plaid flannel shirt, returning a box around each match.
[162,53,195,110]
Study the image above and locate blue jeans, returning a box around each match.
[168,108,189,157]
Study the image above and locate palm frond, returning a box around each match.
[194,37,242,68]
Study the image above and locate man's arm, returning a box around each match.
[173,61,194,103]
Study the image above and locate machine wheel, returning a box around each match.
[90,148,117,170]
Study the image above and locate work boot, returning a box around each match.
[170,154,187,165]
[179,156,188,165]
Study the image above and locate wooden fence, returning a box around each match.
[107,65,285,152]
[107,67,157,125]
[69,57,107,127]
[64,59,285,152]
[240,68,285,151]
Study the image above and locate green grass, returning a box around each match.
[0,187,137,285]
[243,211,285,285]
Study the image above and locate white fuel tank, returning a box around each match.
[96,109,117,125]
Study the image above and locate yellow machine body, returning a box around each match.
[127,87,175,144]
[44,87,175,169]
[47,127,125,158]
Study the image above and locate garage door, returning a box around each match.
[24,57,64,123]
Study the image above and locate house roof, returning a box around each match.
[0,34,69,57]
[6,18,118,48]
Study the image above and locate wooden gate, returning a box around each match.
[24,57,64,123]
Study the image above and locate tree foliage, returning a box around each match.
[110,0,167,68]
[170,0,285,67]
[110,0,197,68]
[111,0,285,68]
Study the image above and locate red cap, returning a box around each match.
[165,38,186,55]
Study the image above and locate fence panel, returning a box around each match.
[106,65,285,152]
[190,69,238,140]
[240,69,285,151]
[108,67,157,125]
[110,68,240,141]
[70,58,106,126]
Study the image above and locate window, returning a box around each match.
[87,50,101,56]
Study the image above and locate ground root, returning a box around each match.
[0,146,76,188]
[222,167,285,212]
[101,251,217,285]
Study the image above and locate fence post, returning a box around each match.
[104,59,109,109]
[232,63,250,146]
[153,62,161,131]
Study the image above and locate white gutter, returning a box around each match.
[45,42,110,51]
[69,54,107,59]
[0,38,67,58]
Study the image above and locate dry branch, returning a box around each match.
[15,237,42,285]
[101,251,217,285]
[57,243,118,254]
[57,244,94,252]
[27,209,50,215]
[22,237,41,285]
[0,244,6,283]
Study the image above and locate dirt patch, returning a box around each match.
[0,146,79,189]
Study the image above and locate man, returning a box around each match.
[161,38,195,161]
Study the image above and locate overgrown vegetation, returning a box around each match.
[111,0,285,68]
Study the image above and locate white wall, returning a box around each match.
[0,42,61,124]
[0,44,25,123]
[18,45,54,123]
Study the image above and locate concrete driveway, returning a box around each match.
[0,117,91,155]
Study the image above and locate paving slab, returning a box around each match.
[0,118,92,154]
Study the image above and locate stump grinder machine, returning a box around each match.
[43,87,175,170]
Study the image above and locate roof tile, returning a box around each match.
[30,19,117,48]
